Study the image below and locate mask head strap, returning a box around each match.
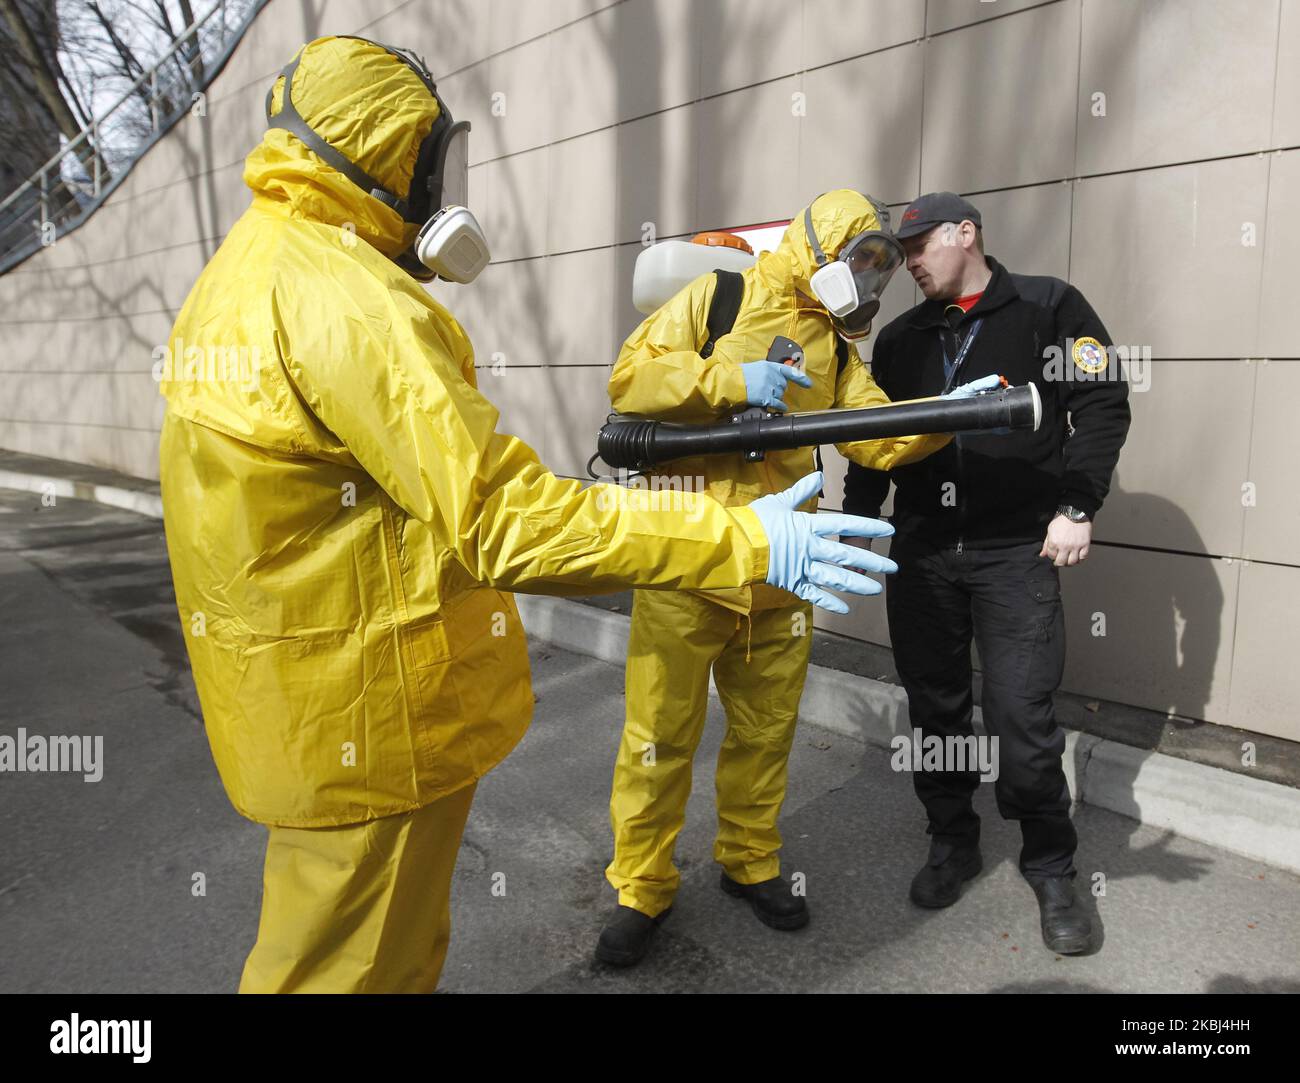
[266,52,409,215]
[864,193,892,234]
[806,192,900,267]
[804,198,830,267]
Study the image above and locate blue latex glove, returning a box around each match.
[741,360,813,412]
[747,471,897,614]
[942,373,1002,398]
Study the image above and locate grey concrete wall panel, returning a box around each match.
[968,182,1072,280]
[695,75,804,229]
[799,45,923,209]
[485,36,554,159]
[547,126,619,254]
[1077,0,1280,175]
[612,0,701,120]
[921,0,1080,193]
[1099,360,1253,559]
[926,0,1058,36]
[488,0,612,55]
[697,0,805,99]
[1242,359,1300,566]
[1060,544,1238,723]
[482,145,550,261]
[1069,156,1269,359]
[545,245,620,368]
[616,104,699,244]
[1273,0,1300,147]
[803,0,924,70]
[549,7,621,144]
[1258,150,1300,360]
[545,359,618,478]
[1229,560,1300,741]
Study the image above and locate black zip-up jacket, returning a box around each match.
[844,256,1131,548]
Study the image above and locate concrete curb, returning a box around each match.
[515,594,1300,876]
[0,471,163,520]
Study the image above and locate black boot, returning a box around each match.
[720,872,809,930]
[1028,875,1092,955]
[595,905,672,967]
[909,840,982,908]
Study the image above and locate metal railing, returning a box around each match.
[0,0,270,274]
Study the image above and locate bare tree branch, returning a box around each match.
[0,0,82,139]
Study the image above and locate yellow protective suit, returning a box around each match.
[157,36,772,992]
[605,191,950,916]
[240,783,478,993]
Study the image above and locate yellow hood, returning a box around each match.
[770,188,888,297]
[243,35,441,260]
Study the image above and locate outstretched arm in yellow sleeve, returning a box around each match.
[277,280,768,596]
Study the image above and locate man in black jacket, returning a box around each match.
[844,192,1130,954]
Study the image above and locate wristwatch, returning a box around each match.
[1056,504,1091,523]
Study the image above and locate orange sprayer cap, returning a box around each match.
[690,231,754,255]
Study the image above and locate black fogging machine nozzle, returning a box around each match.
[593,383,1041,474]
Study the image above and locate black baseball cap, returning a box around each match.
[895,192,983,240]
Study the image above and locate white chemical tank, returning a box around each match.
[631,231,758,315]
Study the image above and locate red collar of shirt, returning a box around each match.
[951,291,983,313]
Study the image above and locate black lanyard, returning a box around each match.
[940,317,984,394]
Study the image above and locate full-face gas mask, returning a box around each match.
[806,197,904,341]
[265,37,489,283]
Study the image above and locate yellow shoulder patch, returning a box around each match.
[1072,336,1108,374]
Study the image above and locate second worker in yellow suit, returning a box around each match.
[598,191,996,965]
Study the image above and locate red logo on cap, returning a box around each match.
[903,209,920,220]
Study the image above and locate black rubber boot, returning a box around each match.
[909,840,983,908]
[594,905,672,967]
[720,872,809,930]
[1028,875,1092,955]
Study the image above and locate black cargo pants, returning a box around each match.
[885,535,1076,879]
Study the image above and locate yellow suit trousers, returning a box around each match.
[607,589,813,917]
[239,782,477,993]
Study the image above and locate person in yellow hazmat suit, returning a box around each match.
[156,37,901,994]
[598,190,1000,966]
